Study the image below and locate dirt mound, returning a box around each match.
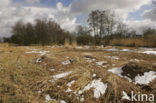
[121,62,152,80]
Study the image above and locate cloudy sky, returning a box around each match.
[0,0,156,37]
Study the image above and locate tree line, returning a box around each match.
[4,19,71,45]
[76,9,156,46]
[3,9,156,47]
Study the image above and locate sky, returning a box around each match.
[0,0,156,37]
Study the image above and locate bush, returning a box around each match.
[76,34,94,45]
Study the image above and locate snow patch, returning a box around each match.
[130,59,140,62]
[80,97,84,102]
[134,71,156,85]
[85,58,96,63]
[79,79,107,98]
[50,69,55,72]
[105,48,119,52]
[142,51,156,55]
[108,67,132,82]
[120,49,130,52]
[96,61,107,66]
[66,80,75,92]
[52,71,72,80]
[108,67,123,76]
[76,46,83,49]
[25,50,50,56]
[66,88,72,92]
[49,67,55,72]
[36,57,42,63]
[92,73,97,78]
[45,94,53,102]
[60,100,67,103]
[62,60,71,65]
[67,80,75,87]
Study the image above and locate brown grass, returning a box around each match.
[64,38,71,48]
[0,44,156,103]
[109,38,146,47]
[71,38,77,49]
[109,36,156,47]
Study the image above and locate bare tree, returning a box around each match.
[116,22,128,37]
[87,10,99,38]
[88,10,116,39]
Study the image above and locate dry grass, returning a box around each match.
[109,37,156,47]
[0,44,156,103]
[109,38,146,47]
[71,38,77,49]
[64,38,71,49]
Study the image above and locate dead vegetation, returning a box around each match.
[0,44,156,103]
[109,37,156,47]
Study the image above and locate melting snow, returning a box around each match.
[66,88,72,92]
[36,57,42,63]
[130,59,140,62]
[50,68,55,72]
[67,80,75,87]
[108,67,123,76]
[76,46,83,49]
[25,50,50,56]
[108,67,132,82]
[105,48,119,52]
[80,97,84,102]
[85,58,96,63]
[96,61,107,66]
[92,73,97,78]
[66,80,75,92]
[142,51,156,55]
[52,71,72,80]
[60,100,67,103]
[40,51,50,56]
[122,91,130,100]
[62,60,71,65]
[45,94,52,102]
[120,49,130,52]
[79,79,107,98]
[134,71,156,85]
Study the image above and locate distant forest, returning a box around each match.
[4,10,156,47]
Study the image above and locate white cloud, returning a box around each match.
[0,2,78,37]
[143,7,156,21]
[70,0,155,33]
[125,19,156,34]
[0,0,10,8]
[0,0,155,37]
[71,0,152,20]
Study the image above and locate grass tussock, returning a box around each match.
[71,38,77,49]
[64,38,71,49]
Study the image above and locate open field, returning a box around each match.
[0,44,156,103]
